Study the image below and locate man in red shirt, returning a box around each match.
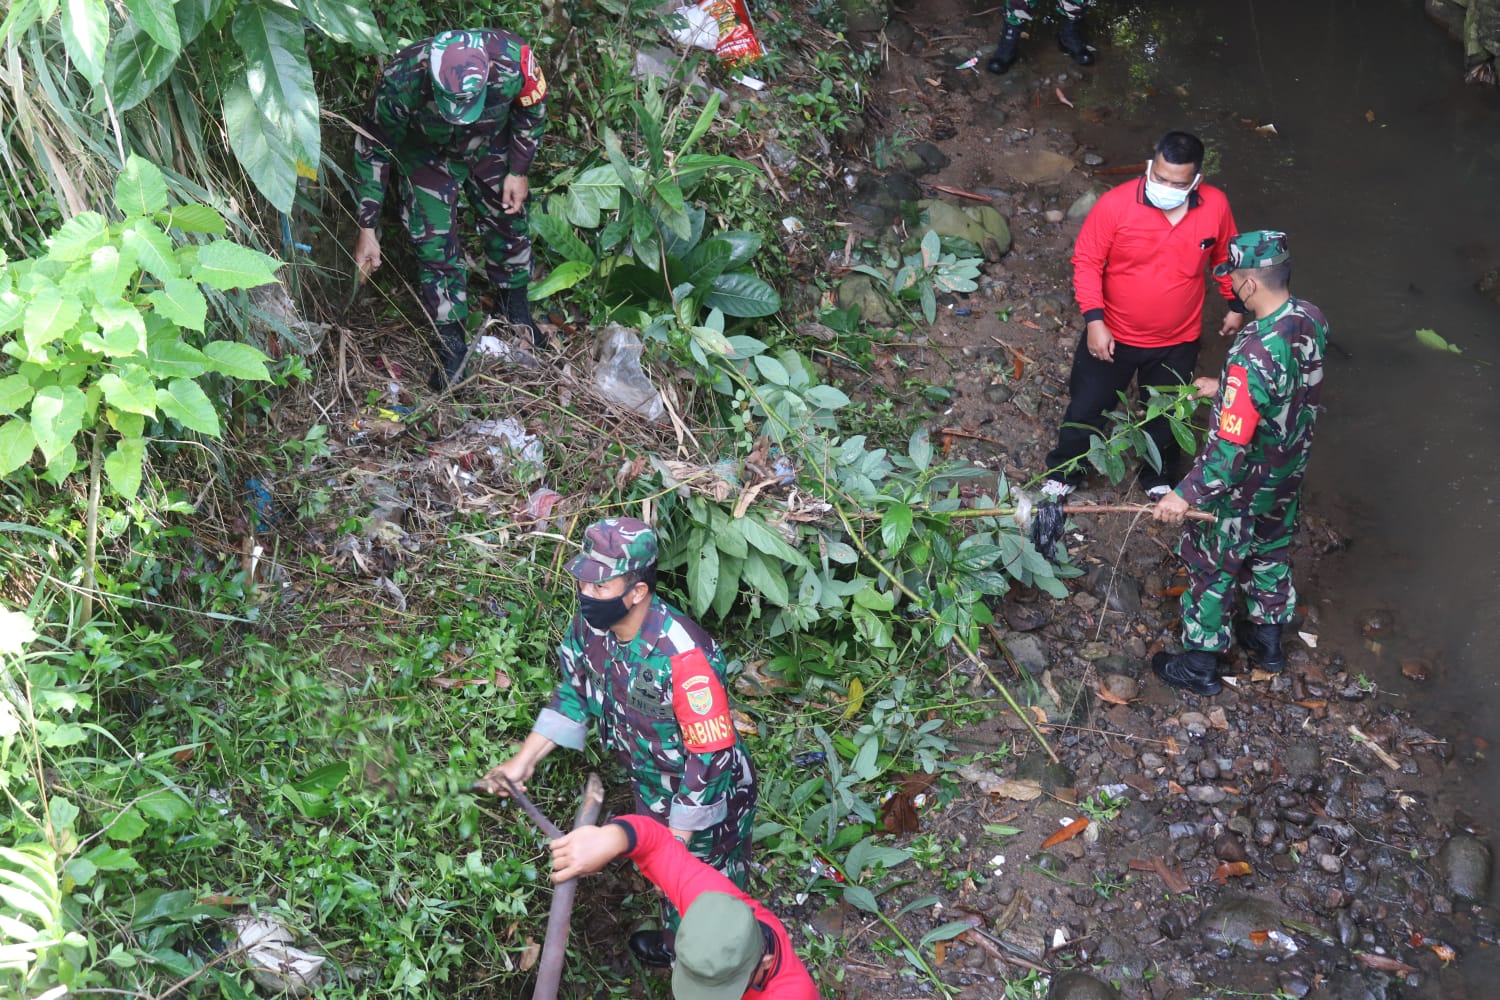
[1041,131,1245,499]
[550,814,819,999]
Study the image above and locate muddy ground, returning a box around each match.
[733,3,1497,999]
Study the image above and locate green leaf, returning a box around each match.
[61,0,110,85]
[661,204,706,260]
[851,584,895,612]
[104,437,146,497]
[105,806,148,843]
[156,378,220,436]
[89,244,135,301]
[530,211,596,266]
[298,0,384,52]
[673,153,754,194]
[114,154,170,216]
[146,338,210,378]
[64,857,98,887]
[222,73,299,214]
[0,419,36,476]
[124,0,182,53]
[881,503,913,554]
[82,845,139,873]
[671,239,731,291]
[704,272,781,318]
[160,204,226,235]
[712,553,741,618]
[28,386,85,465]
[111,411,146,437]
[740,549,790,606]
[678,91,721,156]
[714,516,748,559]
[651,179,692,240]
[232,2,319,176]
[147,278,208,331]
[753,354,790,386]
[1414,327,1462,354]
[920,920,980,949]
[909,427,932,471]
[717,231,762,270]
[86,301,148,357]
[686,534,720,618]
[852,736,880,780]
[176,0,223,47]
[44,211,107,262]
[0,291,23,334]
[203,340,272,381]
[843,884,880,914]
[529,260,593,300]
[804,384,850,410]
[739,516,809,568]
[192,240,281,290]
[136,790,192,824]
[0,375,34,415]
[98,367,159,416]
[603,128,642,197]
[104,19,181,112]
[562,164,623,228]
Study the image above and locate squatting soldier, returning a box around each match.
[352,29,548,389]
[478,518,757,968]
[1152,232,1328,696]
[550,816,819,998]
[988,0,1096,74]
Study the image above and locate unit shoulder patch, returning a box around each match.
[670,649,735,753]
[1218,363,1260,446]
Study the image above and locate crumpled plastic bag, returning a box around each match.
[593,324,665,422]
[667,0,765,64]
[229,915,326,997]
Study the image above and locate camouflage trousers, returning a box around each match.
[633,767,756,934]
[1006,0,1089,25]
[1177,490,1300,652]
[397,138,531,330]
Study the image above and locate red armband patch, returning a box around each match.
[670,649,736,753]
[517,45,548,108]
[1218,363,1260,446]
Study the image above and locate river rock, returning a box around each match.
[838,0,888,32]
[900,141,950,175]
[834,274,898,326]
[1016,754,1076,793]
[1066,188,1102,221]
[995,149,1076,185]
[1047,971,1121,1000]
[1436,834,1493,902]
[1197,895,1282,948]
[917,199,1012,259]
[1005,633,1048,673]
[883,17,915,50]
[1284,739,1322,776]
[1100,674,1138,702]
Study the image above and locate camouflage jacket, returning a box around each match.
[353,29,548,229]
[532,596,752,832]
[1176,296,1328,513]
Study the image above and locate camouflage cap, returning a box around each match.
[672,892,762,1000]
[565,517,658,583]
[429,30,489,125]
[1213,230,1291,276]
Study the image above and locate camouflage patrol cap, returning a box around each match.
[429,31,489,125]
[565,517,658,583]
[1213,230,1291,276]
[673,892,763,1000]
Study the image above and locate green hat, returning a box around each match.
[1213,230,1291,276]
[565,517,657,583]
[672,892,763,1000]
[429,31,489,125]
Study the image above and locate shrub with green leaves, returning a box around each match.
[0,155,280,498]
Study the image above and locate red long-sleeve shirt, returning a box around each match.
[1072,178,1240,348]
[616,816,820,999]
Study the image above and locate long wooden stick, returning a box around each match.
[533,774,605,1000]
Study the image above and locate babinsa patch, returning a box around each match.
[518,45,547,108]
[1218,363,1260,446]
[670,649,736,752]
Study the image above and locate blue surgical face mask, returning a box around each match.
[1144,161,1199,211]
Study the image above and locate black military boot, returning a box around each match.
[1151,649,1222,696]
[987,23,1024,74]
[503,286,538,348]
[1057,16,1095,65]
[428,321,469,391]
[628,930,674,968]
[1235,621,1286,673]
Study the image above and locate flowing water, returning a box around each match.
[1077,0,1500,955]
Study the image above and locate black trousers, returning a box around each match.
[1043,331,1199,488]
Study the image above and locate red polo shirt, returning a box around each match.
[616,816,819,999]
[1072,178,1240,348]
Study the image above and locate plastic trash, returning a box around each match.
[467,418,545,465]
[228,915,326,997]
[593,324,665,422]
[246,479,275,531]
[667,0,765,64]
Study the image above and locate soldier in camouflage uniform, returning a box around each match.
[1151,232,1328,696]
[988,0,1095,74]
[478,517,756,967]
[352,29,548,389]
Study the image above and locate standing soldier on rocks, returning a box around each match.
[477,518,757,968]
[988,0,1096,74]
[1152,232,1328,696]
[352,29,547,389]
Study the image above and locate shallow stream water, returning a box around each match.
[1072,0,1500,976]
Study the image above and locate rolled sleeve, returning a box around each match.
[533,707,587,750]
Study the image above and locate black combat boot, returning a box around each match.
[987,23,1024,74]
[1151,649,1222,696]
[428,321,469,391]
[1235,620,1286,673]
[628,930,674,968]
[1057,16,1095,65]
[503,285,538,348]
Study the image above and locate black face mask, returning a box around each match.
[579,592,630,630]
